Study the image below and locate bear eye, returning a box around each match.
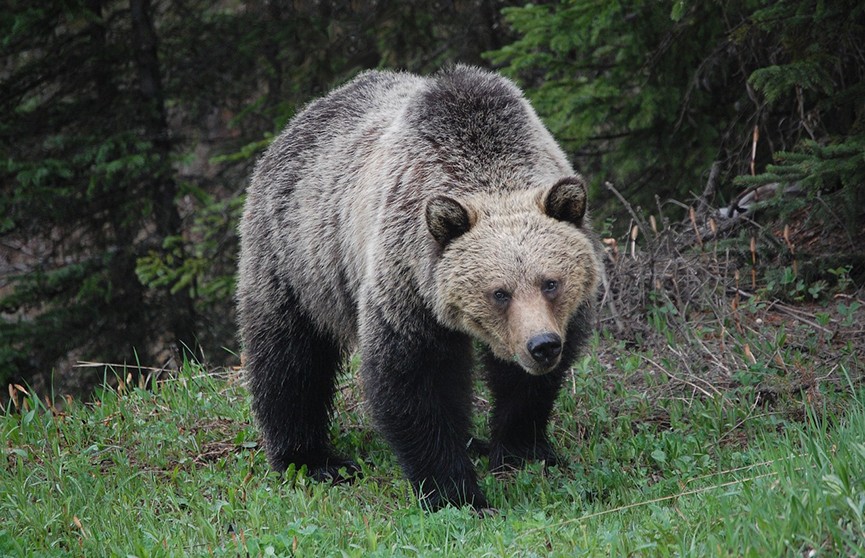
[492,289,511,304]
[542,279,559,295]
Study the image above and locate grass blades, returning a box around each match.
[2,349,863,557]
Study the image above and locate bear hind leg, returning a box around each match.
[242,294,358,482]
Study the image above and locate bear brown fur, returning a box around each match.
[237,65,602,511]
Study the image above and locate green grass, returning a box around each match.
[2,347,863,557]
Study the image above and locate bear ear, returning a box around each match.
[544,176,587,228]
[426,195,473,247]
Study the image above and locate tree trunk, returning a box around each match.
[129,0,198,360]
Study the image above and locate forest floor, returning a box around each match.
[2,210,865,556]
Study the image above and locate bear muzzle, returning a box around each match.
[526,332,563,369]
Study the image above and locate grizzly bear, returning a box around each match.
[237,65,601,511]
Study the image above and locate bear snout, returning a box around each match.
[526,332,563,367]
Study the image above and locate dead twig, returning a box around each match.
[598,264,624,333]
[730,289,834,336]
[604,181,652,242]
[641,354,717,400]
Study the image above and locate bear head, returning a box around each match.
[426,177,601,375]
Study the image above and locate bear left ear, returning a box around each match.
[426,195,473,247]
[544,176,587,228]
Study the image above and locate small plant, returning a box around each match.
[763,266,833,302]
[828,265,854,293]
[837,301,862,328]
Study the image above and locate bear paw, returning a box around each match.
[489,439,560,473]
[272,451,362,484]
[307,458,362,485]
[416,479,490,512]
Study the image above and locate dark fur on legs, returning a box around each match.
[483,304,593,471]
[361,309,488,511]
[241,288,359,482]
[483,355,564,471]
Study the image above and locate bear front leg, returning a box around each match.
[241,290,358,482]
[482,351,566,471]
[360,312,488,511]
[483,306,592,471]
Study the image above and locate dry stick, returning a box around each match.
[654,194,668,235]
[665,197,749,247]
[518,471,780,536]
[684,454,802,486]
[697,161,721,217]
[750,235,757,291]
[604,181,651,240]
[730,288,834,336]
[732,269,744,333]
[664,346,725,397]
[76,361,241,385]
[750,124,759,176]
[75,360,166,373]
[676,300,736,381]
[717,394,763,446]
[689,206,703,248]
[689,329,733,378]
[599,265,625,333]
[709,217,719,256]
[783,224,797,277]
[605,180,662,298]
[641,354,716,399]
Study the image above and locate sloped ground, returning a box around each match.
[3,200,864,556]
[592,199,865,427]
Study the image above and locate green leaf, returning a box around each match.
[651,449,667,463]
[670,1,686,22]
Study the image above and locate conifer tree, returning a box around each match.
[1,0,516,391]
[0,1,196,386]
[489,0,865,232]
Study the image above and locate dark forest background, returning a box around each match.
[2,0,864,396]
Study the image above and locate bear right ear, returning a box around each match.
[544,176,587,228]
[426,195,473,247]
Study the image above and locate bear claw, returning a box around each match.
[273,451,362,484]
[307,459,362,484]
[489,440,560,473]
[417,481,490,512]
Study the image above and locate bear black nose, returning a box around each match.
[527,333,562,365]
